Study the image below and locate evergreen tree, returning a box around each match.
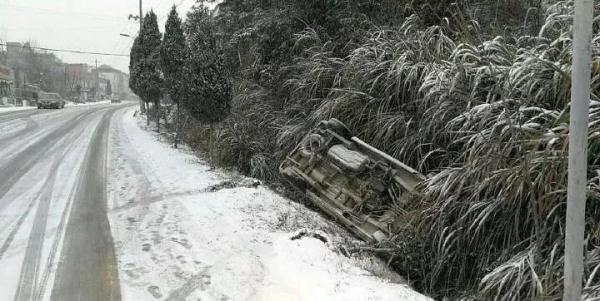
[129,27,145,112]
[182,7,231,123]
[160,6,186,146]
[129,11,163,128]
[161,6,186,99]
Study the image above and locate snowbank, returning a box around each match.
[0,106,34,113]
[65,100,111,107]
[107,107,431,301]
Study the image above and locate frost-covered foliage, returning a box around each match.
[129,10,163,126]
[280,1,600,299]
[180,0,600,298]
[160,6,187,145]
[181,6,231,123]
[160,6,186,105]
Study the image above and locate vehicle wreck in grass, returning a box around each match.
[279,119,425,243]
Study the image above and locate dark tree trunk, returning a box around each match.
[174,102,180,149]
[155,100,160,132]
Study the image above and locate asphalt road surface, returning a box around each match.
[0,103,132,301]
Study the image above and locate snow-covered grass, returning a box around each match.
[230,3,600,299]
[107,107,431,301]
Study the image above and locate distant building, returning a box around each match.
[65,63,88,80]
[97,77,109,98]
[66,63,97,101]
[0,63,15,105]
[96,64,132,99]
[4,42,132,102]
[6,42,30,101]
[65,63,132,101]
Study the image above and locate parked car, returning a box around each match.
[37,92,65,109]
[111,96,121,103]
[279,119,425,243]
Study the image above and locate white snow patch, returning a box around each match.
[0,106,35,113]
[65,100,112,107]
[0,119,26,137]
[108,107,431,301]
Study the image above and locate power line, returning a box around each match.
[111,22,136,68]
[0,43,129,57]
[0,3,124,22]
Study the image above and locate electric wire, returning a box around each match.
[0,43,129,57]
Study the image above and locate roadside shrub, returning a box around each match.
[180,0,600,299]
[278,1,600,298]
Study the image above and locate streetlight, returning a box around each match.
[119,33,132,38]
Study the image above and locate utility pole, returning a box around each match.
[564,0,594,300]
[95,58,99,101]
[139,0,143,32]
[63,65,67,97]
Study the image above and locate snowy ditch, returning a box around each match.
[106,107,431,300]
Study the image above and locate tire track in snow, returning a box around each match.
[0,114,92,261]
[0,111,76,161]
[13,125,88,301]
[34,159,87,301]
[35,108,129,301]
[0,110,42,124]
[0,198,37,261]
[0,117,38,145]
[51,106,123,301]
[0,108,34,116]
[0,107,106,210]
[13,158,63,301]
[33,180,78,301]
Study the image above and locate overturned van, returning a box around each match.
[279,119,425,243]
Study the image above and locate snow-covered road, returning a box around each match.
[0,104,126,300]
[0,104,431,301]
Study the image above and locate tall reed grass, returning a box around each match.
[183,1,600,298]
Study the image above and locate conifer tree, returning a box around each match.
[182,7,231,123]
[129,30,144,112]
[160,6,186,146]
[129,11,163,128]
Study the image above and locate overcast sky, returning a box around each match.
[0,0,217,73]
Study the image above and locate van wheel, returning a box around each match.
[324,119,352,139]
[301,134,325,156]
